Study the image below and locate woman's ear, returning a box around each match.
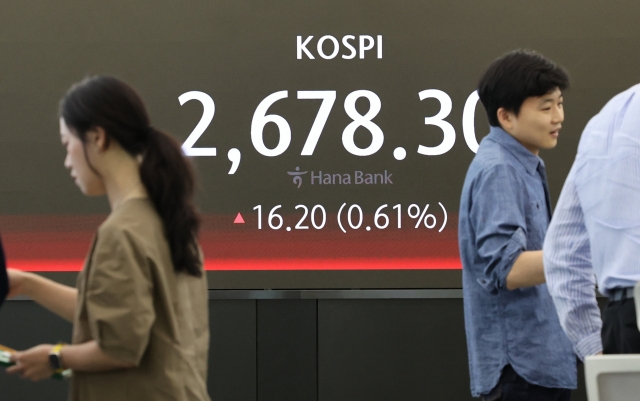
[87,127,110,152]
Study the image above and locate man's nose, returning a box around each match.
[553,106,564,124]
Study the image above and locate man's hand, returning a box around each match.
[506,250,545,290]
[6,344,55,381]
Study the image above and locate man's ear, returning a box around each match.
[497,107,514,131]
[87,127,110,151]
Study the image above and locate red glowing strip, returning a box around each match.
[8,258,462,272]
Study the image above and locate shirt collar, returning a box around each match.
[486,126,543,175]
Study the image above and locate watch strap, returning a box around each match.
[49,343,66,372]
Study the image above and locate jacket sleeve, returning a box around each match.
[470,164,528,293]
[85,226,155,365]
[544,164,602,360]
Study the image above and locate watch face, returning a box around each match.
[49,353,61,370]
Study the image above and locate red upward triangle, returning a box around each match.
[234,213,245,224]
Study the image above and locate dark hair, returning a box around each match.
[60,76,202,277]
[478,49,570,127]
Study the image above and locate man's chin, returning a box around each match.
[542,139,559,150]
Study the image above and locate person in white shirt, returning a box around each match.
[544,83,640,359]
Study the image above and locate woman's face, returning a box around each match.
[59,118,106,196]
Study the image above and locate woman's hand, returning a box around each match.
[6,268,34,298]
[8,341,136,374]
[6,344,55,381]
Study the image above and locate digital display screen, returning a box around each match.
[1,1,639,288]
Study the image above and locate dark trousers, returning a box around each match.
[602,297,640,354]
[481,365,571,401]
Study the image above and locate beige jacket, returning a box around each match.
[70,198,210,401]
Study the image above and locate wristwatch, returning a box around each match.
[49,343,65,371]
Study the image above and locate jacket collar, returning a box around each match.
[486,126,544,175]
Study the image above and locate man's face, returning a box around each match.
[501,88,564,155]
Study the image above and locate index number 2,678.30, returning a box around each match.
[178,89,483,165]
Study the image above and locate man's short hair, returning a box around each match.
[478,49,570,127]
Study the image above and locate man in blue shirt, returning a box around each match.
[544,84,640,358]
[459,50,576,400]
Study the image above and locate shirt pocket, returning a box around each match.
[525,199,547,247]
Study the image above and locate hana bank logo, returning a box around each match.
[287,167,308,188]
[287,167,393,188]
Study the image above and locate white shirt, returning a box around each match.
[544,83,640,360]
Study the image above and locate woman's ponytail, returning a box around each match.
[140,128,202,277]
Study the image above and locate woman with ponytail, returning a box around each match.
[5,76,210,401]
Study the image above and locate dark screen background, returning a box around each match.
[1,1,639,288]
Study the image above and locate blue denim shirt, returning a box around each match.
[459,127,576,397]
